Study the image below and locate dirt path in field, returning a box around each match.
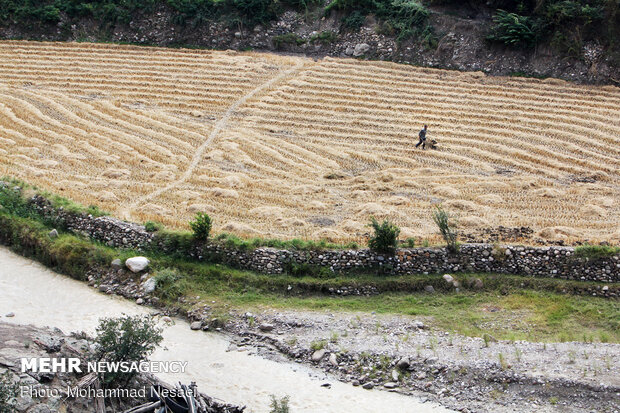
[121,60,309,221]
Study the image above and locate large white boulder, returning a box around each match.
[125,256,149,273]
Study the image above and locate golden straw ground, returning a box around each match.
[0,41,618,244]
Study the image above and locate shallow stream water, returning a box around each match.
[0,247,452,413]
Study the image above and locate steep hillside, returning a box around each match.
[0,0,618,83]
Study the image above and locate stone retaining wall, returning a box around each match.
[30,195,619,283]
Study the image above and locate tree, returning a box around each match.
[94,314,163,386]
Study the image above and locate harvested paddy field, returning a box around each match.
[0,40,618,244]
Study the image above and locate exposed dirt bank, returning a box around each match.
[0,4,617,84]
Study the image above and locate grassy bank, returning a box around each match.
[0,180,619,344]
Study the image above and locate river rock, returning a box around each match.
[311,349,327,362]
[424,285,435,293]
[396,357,410,370]
[190,321,202,330]
[329,352,338,366]
[362,382,374,390]
[135,298,144,305]
[48,229,58,239]
[384,382,397,389]
[259,323,274,332]
[443,274,454,284]
[391,369,399,381]
[353,43,370,57]
[111,258,122,270]
[5,312,15,317]
[126,257,149,272]
[142,278,156,293]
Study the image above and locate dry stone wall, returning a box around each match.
[29,195,620,283]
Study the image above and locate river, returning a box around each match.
[0,247,453,413]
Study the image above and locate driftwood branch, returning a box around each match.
[123,401,162,413]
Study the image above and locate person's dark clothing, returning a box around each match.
[415,129,427,149]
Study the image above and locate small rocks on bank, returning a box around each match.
[258,323,274,332]
[311,349,327,362]
[142,277,156,294]
[353,43,370,57]
[111,258,122,270]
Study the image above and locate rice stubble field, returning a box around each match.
[0,41,618,244]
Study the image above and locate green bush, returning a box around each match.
[189,212,212,241]
[0,185,33,218]
[153,268,183,300]
[487,9,544,47]
[273,33,306,49]
[432,206,458,253]
[309,30,337,44]
[0,370,18,413]
[341,10,366,30]
[144,220,163,232]
[326,0,430,41]
[368,217,400,254]
[94,314,163,386]
[388,0,430,41]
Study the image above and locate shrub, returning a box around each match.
[341,10,366,30]
[487,9,544,48]
[153,268,183,300]
[189,212,212,241]
[273,33,306,49]
[269,395,290,413]
[432,206,458,253]
[93,314,163,386]
[368,217,400,254]
[0,185,33,218]
[309,30,337,44]
[0,370,18,413]
[387,0,430,41]
[326,0,430,41]
[144,220,163,232]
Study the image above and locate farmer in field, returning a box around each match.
[415,124,428,149]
